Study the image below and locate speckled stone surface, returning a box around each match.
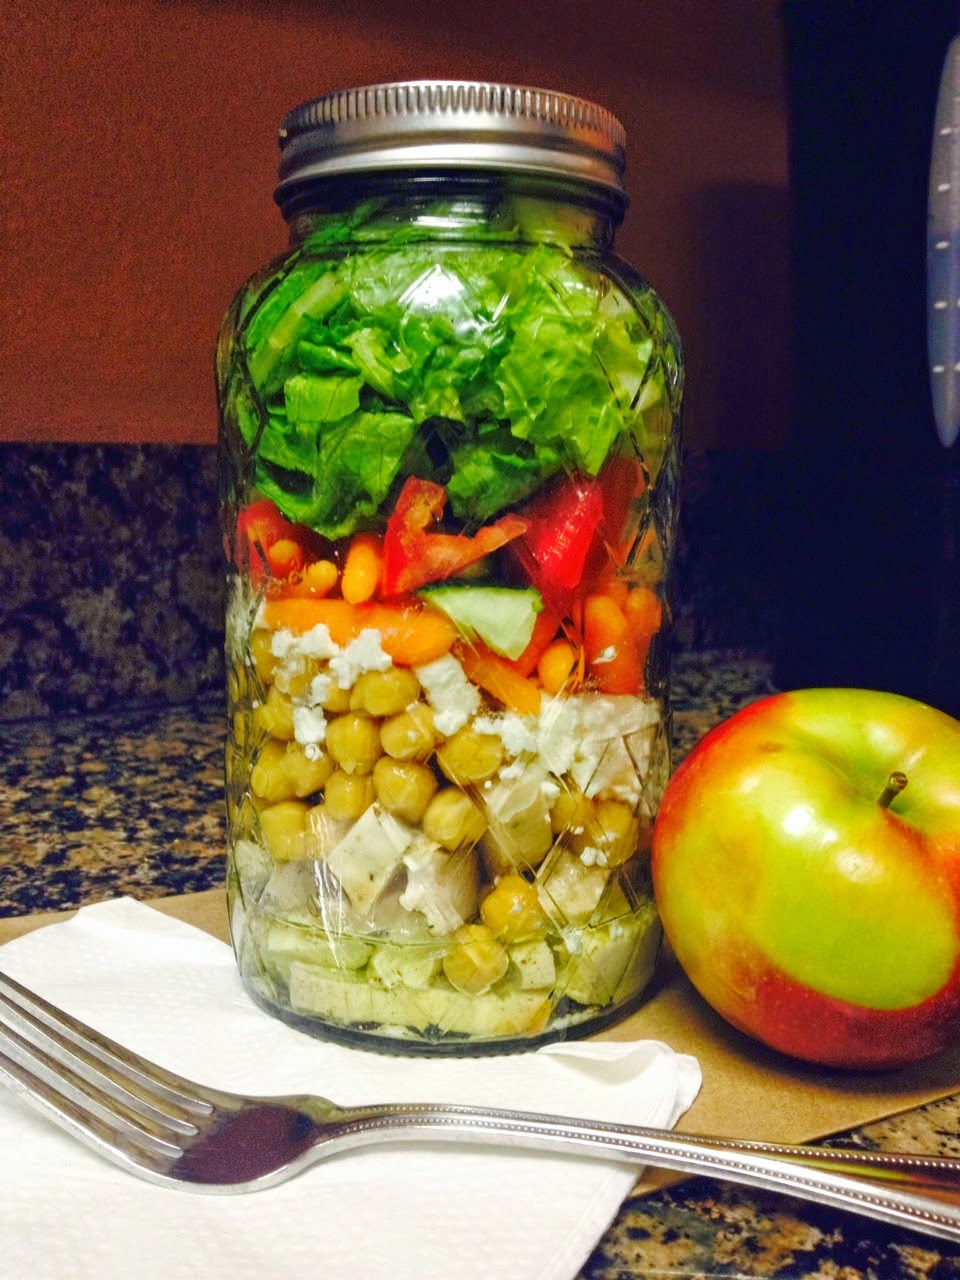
[0,445,224,719]
[3,651,960,1278]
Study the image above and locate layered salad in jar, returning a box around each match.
[218,198,682,1051]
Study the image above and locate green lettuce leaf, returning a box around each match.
[255,410,416,539]
[283,373,362,423]
[446,428,559,523]
[234,207,668,533]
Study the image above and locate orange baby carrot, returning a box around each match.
[261,598,456,666]
[456,641,542,716]
[583,594,641,695]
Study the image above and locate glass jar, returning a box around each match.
[217,81,683,1053]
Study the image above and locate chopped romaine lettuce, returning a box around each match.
[256,410,417,539]
[232,200,672,537]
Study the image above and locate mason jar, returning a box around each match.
[217,81,683,1054]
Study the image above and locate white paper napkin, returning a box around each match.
[0,898,700,1280]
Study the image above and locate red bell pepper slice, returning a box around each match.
[381,477,528,596]
[509,456,644,614]
[233,499,320,586]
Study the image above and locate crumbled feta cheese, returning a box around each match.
[561,927,583,955]
[576,694,660,740]
[270,629,300,661]
[303,742,323,761]
[299,623,339,660]
[329,628,392,689]
[309,672,332,706]
[293,704,327,747]
[269,624,342,704]
[580,845,606,867]
[540,779,561,804]
[498,759,526,781]
[534,697,580,777]
[473,712,538,757]
[500,714,538,755]
[568,695,661,805]
[415,654,479,735]
[430,707,462,736]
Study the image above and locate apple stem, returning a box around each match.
[877,771,908,808]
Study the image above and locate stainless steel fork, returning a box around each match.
[4,966,960,1245]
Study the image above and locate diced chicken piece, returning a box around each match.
[536,847,609,927]
[264,918,373,972]
[480,763,554,878]
[369,943,444,990]
[288,964,552,1037]
[509,938,557,990]
[399,837,480,936]
[325,804,414,916]
[562,902,661,1006]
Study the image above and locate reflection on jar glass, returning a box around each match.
[218,81,683,1054]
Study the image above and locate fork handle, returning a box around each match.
[319,1103,960,1245]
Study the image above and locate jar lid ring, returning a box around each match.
[275,80,627,212]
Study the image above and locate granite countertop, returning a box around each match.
[3,651,960,1279]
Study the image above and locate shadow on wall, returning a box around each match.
[686,181,792,451]
[774,0,960,715]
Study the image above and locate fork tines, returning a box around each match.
[0,969,212,1177]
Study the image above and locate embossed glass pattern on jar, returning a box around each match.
[217,82,683,1053]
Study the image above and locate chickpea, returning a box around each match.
[480,874,546,941]
[259,800,308,862]
[323,769,375,822]
[435,727,504,785]
[325,713,382,775]
[350,667,421,717]
[442,923,508,994]
[283,741,335,797]
[372,758,438,824]
[274,666,315,700]
[380,702,437,762]
[255,685,295,740]
[249,629,276,685]
[422,788,486,851]
[251,739,296,803]
[550,787,595,842]
[594,799,644,868]
[322,680,352,713]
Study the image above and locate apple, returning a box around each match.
[651,688,960,1069]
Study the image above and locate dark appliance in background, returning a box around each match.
[777,2,960,715]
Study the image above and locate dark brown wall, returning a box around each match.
[3,0,789,448]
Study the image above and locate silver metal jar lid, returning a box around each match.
[274,80,627,213]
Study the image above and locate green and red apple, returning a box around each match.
[651,688,960,1069]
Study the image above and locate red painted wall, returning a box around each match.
[3,0,789,448]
